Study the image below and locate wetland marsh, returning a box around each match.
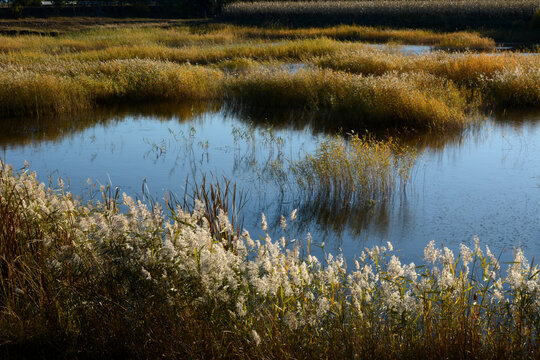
[1,17,540,358]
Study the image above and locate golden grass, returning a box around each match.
[231,25,496,50]
[480,65,540,107]
[0,22,537,127]
[0,60,223,117]
[0,72,89,117]
[0,26,236,54]
[317,48,535,81]
[0,23,495,54]
[316,49,540,106]
[227,68,470,130]
[67,37,348,64]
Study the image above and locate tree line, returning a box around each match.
[3,0,234,17]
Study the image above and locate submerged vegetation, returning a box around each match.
[0,22,537,130]
[2,161,540,358]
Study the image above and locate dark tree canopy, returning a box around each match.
[3,0,234,18]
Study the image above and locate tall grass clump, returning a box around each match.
[2,160,540,358]
[83,59,225,103]
[181,174,247,252]
[479,65,540,107]
[0,71,89,117]
[227,68,470,130]
[291,134,416,205]
[315,49,540,108]
[0,60,224,117]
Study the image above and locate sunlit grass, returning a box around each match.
[0,23,495,54]
[315,49,540,107]
[0,21,538,126]
[68,37,347,64]
[227,68,470,130]
[231,24,496,50]
[0,60,223,117]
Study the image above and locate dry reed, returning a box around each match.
[2,161,539,359]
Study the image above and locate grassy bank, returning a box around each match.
[1,161,539,358]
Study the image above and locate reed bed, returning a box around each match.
[0,24,495,53]
[0,23,537,127]
[291,134,416,204]
[227,68,470,130]
[223,1,540,29]
[0,35,355,65]
[69,37,348,64]
[2,161,540,358]
[315,48,540,107]
[0,26,236,54]
[229,24,495,50]
[0,60,223,117]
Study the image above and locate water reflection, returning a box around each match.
[0,101,220,147]
[1,103,539,264]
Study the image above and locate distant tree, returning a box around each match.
[9,0,40,18]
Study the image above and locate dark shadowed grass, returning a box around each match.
[223,1,540,31]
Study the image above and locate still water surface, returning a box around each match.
[2,104,539,265]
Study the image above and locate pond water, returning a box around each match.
[1,104,539,265]
[368,43,538,56]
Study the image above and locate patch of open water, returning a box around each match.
[1,104,539,265]
[368,43,538,56]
